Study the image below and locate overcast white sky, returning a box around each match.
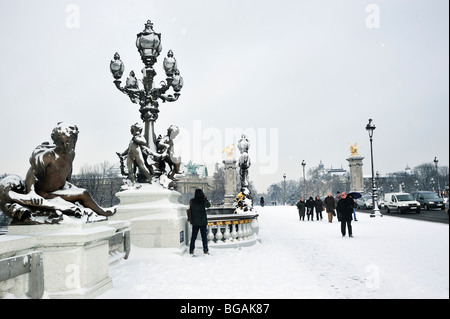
[0,0,448,193]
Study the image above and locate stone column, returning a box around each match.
[346,155,364,192]
[223,158,237,208]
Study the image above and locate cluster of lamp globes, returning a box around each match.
[109,20,184,97]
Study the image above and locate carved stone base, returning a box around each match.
[0,219,130,299]
[111,183,188,252]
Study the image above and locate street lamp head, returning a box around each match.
[136,20,162,67]
[365,118,376,138]
[301,160,306,167]
[110,52,125,79]
[434,156,438,165]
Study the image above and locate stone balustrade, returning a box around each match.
[203,213,260,248]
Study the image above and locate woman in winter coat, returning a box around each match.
[336,192,354,237]
[305,197,315,221]
[314,196,324,221]
[188,189,211,255]
[296,197,306,221]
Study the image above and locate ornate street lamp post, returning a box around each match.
[283,173,287,206]
[414,180,419,191]
[301,160,306,199]
[110,20,183,153]
[430,177,435,192]
[365,119,382,217]
[433,157,441,197]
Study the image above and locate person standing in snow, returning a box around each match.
[314,195,324,220]
[305,196,315,221]
[324,192,336,223]
[334,191,341,221]
[347,193,358,221]
[189,189,211,255]
[296,197,306,221]
[260,196,265,207]
[336,192,354,237]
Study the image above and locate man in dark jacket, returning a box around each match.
[336,192,354,237]
[323,193,336,223]
[305,197,315,221]
[189,189,211,255]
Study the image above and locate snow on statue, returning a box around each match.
[0,122,116,225]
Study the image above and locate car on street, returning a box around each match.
[384,192,421,214]
[0,226,7,235]
[410,191,445,210]
[356,195,374,209]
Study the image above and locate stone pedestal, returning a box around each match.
[347,155,364,192]
[223,158,237,208]
[1,219,130,299]
[111,183,188,252]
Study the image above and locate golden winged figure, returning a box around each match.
[222,144,235,159]
[349,143,360,156]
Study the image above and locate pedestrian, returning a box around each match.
[334,191,341,221]
[305,196,315,221]
[314,195,324,220]
[188,189,211,255]
[296,197,306,221]
[348,194,358,221]
[260,196,265,207]
[324,192,336,223]
[336,192,354,237]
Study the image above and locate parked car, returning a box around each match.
[410,191,445,210]
[0,226,7,235]
[383,192,421,214]
[356,195,373,210]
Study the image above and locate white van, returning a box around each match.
[383,193,421,214]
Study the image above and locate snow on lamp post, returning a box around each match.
[433,157,441,197]
[366,119,382,217]
[110,20,183,152]
[301,160,306,199]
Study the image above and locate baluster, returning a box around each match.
[215,222,223,241]
[251,217,259,235]
[238,220,244,239]
[207,223,215,242]
[231,221,238,241]
[223,221,231,242]
[244,220,251,239]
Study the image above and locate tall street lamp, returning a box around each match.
[110,20,183,153]
[433,157,441,197]
[365,119,382,217]
[301,160,306,199]
[283,174,287,206]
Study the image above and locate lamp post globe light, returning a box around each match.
[301,160,306,199]
[365,119,382,217]
[109,20,183,153]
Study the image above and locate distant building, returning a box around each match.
[318,160,347,177]
[176,162,215,196]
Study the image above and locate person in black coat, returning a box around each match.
[305,197,315,221]
[296,197,306,221]
[336,192,354,237]
[188,189,211,254]
[314,195,324,221]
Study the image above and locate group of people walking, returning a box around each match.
[296,191,356,237]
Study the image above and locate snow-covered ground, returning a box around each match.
[99,206,449,299]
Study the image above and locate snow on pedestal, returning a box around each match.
[110,182,188,252]
[1,218,130,299]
